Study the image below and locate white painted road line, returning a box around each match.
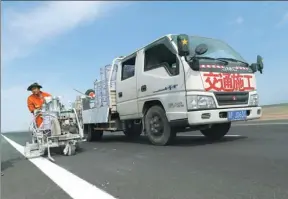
[233,122,288,126]
[2,135,117,199]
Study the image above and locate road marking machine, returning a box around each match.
[24,96,84,162]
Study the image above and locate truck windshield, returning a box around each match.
[188,36,247,63]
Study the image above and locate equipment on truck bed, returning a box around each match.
[24,96,84,162]
[81,34,264,145]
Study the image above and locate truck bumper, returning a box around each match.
[187,106,262,125]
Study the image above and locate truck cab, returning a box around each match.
[115,34,263,145]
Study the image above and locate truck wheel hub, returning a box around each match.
[150,115,163,135]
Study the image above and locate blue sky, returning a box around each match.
[1,1,288,132]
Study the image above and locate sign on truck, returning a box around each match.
[81,34,264,145]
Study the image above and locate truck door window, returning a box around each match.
[144,44,179,76]
[121,56,136,81]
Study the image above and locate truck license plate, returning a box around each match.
[227,110,247,121]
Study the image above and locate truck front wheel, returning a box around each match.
[200,122,231,141]
[144,105,176,146]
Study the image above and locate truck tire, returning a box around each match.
[86,125,103,142]
[123,121,142,139]
[93,130,104,141]
[144,105,176,146]
[86,125,93,142]
[200,122,231,141]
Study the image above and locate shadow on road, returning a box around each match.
[46,144,86,158]
[1,157,22,172]
[97,134,248,147]
[171,135,247,147]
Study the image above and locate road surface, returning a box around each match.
[2,120,288,199]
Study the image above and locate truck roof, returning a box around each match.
[117,34,220,61]
[118,34,175,60]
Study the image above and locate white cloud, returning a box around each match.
[2,1,123,64]
[1,1,127,132]
[276,11,288,27]
[228,16,244,25]
[235,16,244,25]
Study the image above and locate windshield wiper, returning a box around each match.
[192,56,229,65]
[216,58,248,66]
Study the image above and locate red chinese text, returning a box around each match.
[203,72,255,92]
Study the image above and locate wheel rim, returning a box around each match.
[149,114,164,136]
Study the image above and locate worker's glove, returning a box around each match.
[44,96,52,103]
[33,109,41,115]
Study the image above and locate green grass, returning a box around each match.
[262,103,288,116]
[262,103,288,108]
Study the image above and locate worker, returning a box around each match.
[27,83,52,128]
[88,91,95,98]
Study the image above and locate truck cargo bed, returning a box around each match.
[82,64,118,124]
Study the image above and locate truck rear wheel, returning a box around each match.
[144,105,176,146]
[200,122,231,141]
[86,125,103,142]
[123,121,142,139]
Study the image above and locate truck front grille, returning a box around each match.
[214,92,249,106]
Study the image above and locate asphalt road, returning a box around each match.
[2,120,288,199]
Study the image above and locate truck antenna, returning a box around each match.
[73,88,90,98]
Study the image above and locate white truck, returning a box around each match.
[81,34,264,145]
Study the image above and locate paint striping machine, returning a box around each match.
[24,96,84,162]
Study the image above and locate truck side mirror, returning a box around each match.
[257,55,264,74]
[250,55,264,74]
[177,34,190,57]
[195,44,208,55]
[250,63,258,73]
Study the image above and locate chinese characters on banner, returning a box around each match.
[203,72,255,92]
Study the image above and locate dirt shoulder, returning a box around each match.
[260,105,288,120]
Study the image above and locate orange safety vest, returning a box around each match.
[27,91,51,127]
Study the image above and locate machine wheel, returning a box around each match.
[69,145,76,156]
[123,120,142,139]
[144,105,176,146]
[63,144,76,156]
[200,122,231,141]
[86,125,103,142]
[75,142,81,151]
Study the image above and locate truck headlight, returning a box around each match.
[249,94,259,106]
[187,95,216,110]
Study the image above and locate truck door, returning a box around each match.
[136,38,187,121]
[116,54,139,120]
